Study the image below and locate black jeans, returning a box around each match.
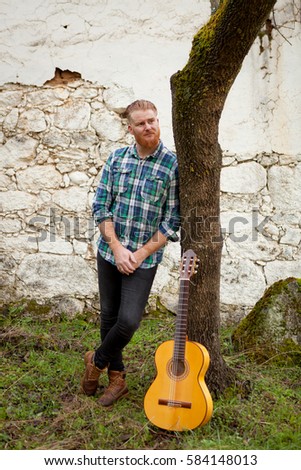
[94,252,157,371]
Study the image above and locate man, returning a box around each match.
[81,99,180,406]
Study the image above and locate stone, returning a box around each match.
[73,87,98,99]
[3,108,19,131]
[55,148,88,163]
[53,100,90,130]
[1,234,38,254]
[280,227,301,246]
[0,90,23,108]
[231,278,301,365]
[38,236,73,255]
[0,190,37,213]
[27,88,70,107]
[103,84,135,114]
[222,156,236,166]
[71,131,98,150]
[69,171,89,185]
[0,136,38,169]
[152,264,176,312]
[259,154,279,167]
[19,109,47,132]
[42,130,71,148]
[63,174,70,187]
[220,211,270,240]
[279,154,296,165]
[225,233,281,262]
[268,164,301,211]
[54,148,89,173]
[16,253,98,299]
[151,242,181,312]
[280,245,294,260]
[88,166,98,176]
[221,258,266,306]
[0,173,15,191]
[16,165,62,192]
[51,297,85,317]
[91,109,125,142]
[73,239,88,255]
[0,218,22,233]
[264,260,301,285]
[52,186,89,212]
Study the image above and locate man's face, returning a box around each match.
[128,109,160,150]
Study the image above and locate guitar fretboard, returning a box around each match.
[173,278,190,364]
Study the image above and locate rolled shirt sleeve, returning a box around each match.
[158,164,180,242]
[92,155,114,225]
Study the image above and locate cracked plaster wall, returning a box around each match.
[0,0,300,322]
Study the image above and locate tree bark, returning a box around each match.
[171,0,277,395]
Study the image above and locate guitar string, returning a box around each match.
[168,278,189,405]
[168,255,195,406]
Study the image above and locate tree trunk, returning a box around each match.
[171,0,277,395]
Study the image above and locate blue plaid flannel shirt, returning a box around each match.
[92,141,180,268]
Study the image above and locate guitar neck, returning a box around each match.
[173,278,190,363]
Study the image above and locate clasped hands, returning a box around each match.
[113,244,146,275]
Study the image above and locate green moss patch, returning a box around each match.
[232,278,301,365]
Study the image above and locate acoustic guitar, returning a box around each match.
[144,249,213,431]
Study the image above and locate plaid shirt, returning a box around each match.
[92,141,180,268]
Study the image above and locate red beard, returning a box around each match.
[136,129,160,150]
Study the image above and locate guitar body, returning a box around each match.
[144,339,213,431]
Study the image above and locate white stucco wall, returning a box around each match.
[0,0,211,148]
[1,1,300,152]
[220,5,301,156]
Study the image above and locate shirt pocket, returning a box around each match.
[112,167,132,196]
[140,176,165,203]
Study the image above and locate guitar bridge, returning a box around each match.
[158,398,192,409]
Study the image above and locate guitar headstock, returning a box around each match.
[180,249,199,280]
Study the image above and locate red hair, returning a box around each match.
[124,100,157,121]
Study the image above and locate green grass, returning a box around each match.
[1,303,300,450]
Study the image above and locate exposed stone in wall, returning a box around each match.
[219,150,301,323]
[0,79,135,312]
[0,79,300,323]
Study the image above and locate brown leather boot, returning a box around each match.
[81,351,106,396]
[98,370,128,406]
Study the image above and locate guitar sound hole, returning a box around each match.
[167,359,189,379]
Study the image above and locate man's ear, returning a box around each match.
[128,124,133,135]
